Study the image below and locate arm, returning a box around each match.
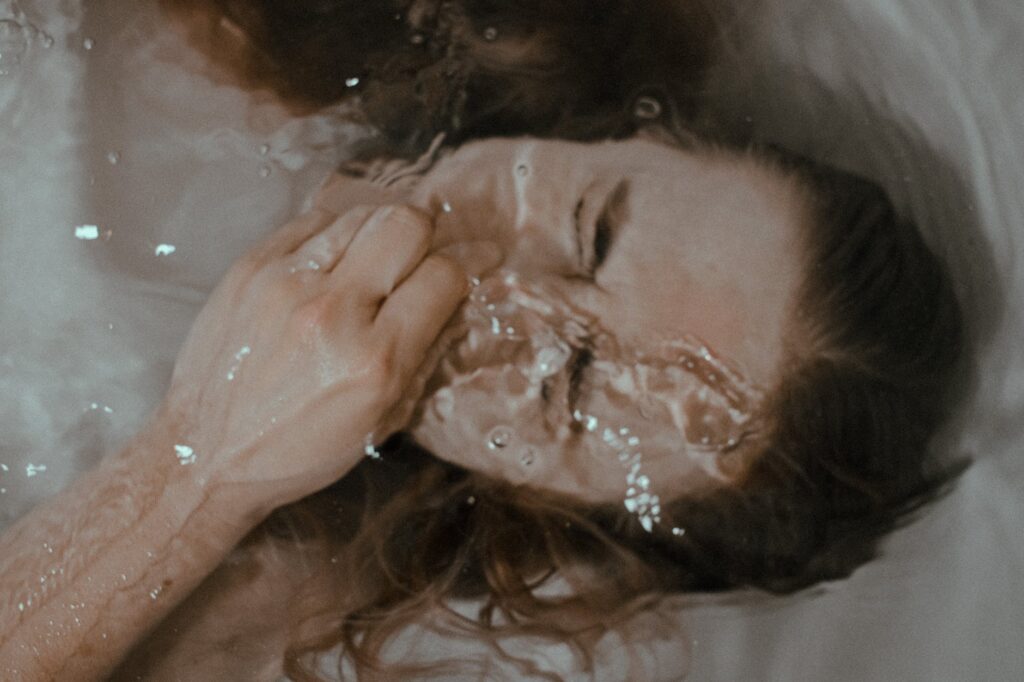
[0,204,499,681]
[0,411,258,681]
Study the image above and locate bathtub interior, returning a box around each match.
[0,0,1021,680]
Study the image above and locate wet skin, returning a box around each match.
[317,137,808,501]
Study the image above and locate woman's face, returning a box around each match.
[326,138,806,514]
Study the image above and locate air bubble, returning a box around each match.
[258,143,269,156]
[345,76,360,87]
[486,425,514,450]
[259,165,272,178]
[410,32,425,45]
[483,27,498,41]
[515,164,529,178]
[154,243,176,257]
[519,448,536,467]
[106,151,120,165]
[82,37,94,50]
[633,96,662,121]
[442,201,453,213]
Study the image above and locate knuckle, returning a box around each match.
[289,294,339,335]
[380,205,433,242]
[360,346,403,400]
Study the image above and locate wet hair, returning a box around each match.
[263,150,964,679]
[159,0,718,153]
[160,1,965,678]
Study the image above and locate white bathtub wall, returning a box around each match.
[682,0,1024,680]
[0,0,132,520]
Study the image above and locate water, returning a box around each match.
[412,269,764,526]
[0,18,27,73]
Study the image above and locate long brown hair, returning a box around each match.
[161,2,966,678]
[161,0,718,153]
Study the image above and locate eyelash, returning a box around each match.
[573,197,611,276]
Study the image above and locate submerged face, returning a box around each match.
[329,137,807,515]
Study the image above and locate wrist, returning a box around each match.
[133,402,271,536]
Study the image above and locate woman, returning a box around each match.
[0,1,964,680]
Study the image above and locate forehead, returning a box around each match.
[564,139,807,386]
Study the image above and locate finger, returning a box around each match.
[290,205,376,272]
[248,208,336,261]
[332,205,433,301]
[434,241,505,282]
[375,253,469,368]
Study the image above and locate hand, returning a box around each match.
[161,204,500,512]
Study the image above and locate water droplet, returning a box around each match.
[226,346,251,381]
[483,27,498,41]
[174,444,196,466]
[0,19,27,73]
[345,76,360,87]
[259,164,272,178]
[154,243,176,257]
[633,96,663,121]
[74,224,100,240]
[82,37,94,51]
[486,425,514,450]
[515,164,529,178]
[105,151,120,165]
[519,448,536,467]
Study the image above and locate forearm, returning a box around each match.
[0,408,264,681]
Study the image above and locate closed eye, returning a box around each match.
[573,179,629,276]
